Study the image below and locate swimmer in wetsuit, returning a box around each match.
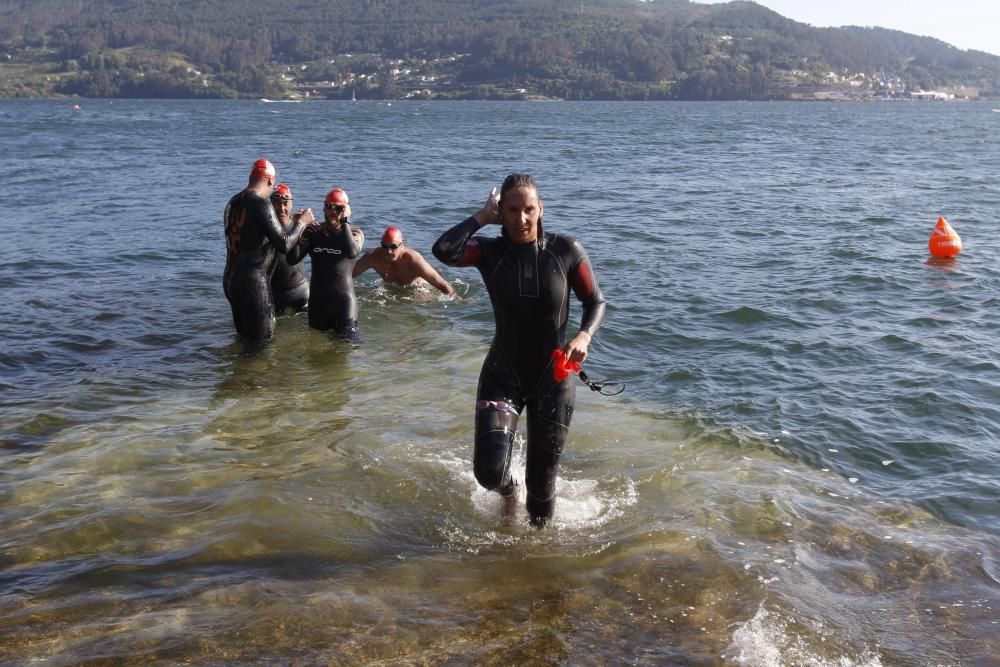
[352,226,457,297]
[269,183,311,314]
[287,187,364,340]
[223,158,312,342]
[432,173,606,527]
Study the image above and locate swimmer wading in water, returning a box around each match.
[433,173,606,527]
[269,183,312,314]
[287,187,364,341]
[223,158,311,343]
[353,226,457,297]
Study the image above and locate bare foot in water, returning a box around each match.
[501,493,518,525]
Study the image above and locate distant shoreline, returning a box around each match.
[2,94,989,102]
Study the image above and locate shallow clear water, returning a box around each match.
[1,99,998,664]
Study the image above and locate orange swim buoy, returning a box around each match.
[551,349,580,382]
[928,216,962,258]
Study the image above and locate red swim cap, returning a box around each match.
[270,183,293,200]
[382,227,403,245]
[250,158,275,180]
[324,187,349,206]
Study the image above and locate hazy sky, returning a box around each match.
[696,1,999,57]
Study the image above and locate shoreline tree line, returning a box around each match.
[1,0,997,100]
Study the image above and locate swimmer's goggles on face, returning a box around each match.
[381,242,401,250]
[324,204,346,212]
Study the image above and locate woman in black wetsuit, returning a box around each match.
[269,183,311,314]
[287,187,365,341]
[223,159,311,342]
[432,173,606,527]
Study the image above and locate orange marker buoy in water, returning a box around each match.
[928,216,962,258]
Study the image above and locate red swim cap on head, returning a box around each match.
[381,227,403,245]
[324,187,349,205]
[270,183,293,200]
[250,158,275,180]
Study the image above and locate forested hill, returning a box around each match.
[2,0,998,100]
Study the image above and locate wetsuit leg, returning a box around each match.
[231,274,276,341]
[275,282,309,315]
[226,295,246,336]
[224,280,245,336]
[472,374,522,496]
[331,319,361,343]
[524,379,576,527]
[286,282,309,312]
[307,300,333,331]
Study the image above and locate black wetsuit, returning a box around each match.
[223,189,305,341]
[270,228,309,314]
[287,220,363,340]
[433,217,606,526]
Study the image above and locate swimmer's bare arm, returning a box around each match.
[352,249,376,278]
[411,252,458,297]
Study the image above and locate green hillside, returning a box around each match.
[1,0,997,99]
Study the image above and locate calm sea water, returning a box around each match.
[1,99,998,664]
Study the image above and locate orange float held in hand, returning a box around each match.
[551,349,581,382]
[928,216,962,258]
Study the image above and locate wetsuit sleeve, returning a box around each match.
[568,240,606,338]
[350,226,364,258]
[338,221,363,259]
[286,224,316,265]
[432,216,485,267]
[260,200,305,253]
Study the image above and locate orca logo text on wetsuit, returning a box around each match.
[312,247,343,254]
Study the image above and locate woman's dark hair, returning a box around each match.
[500,173,538,199]
[498,173,544,243]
